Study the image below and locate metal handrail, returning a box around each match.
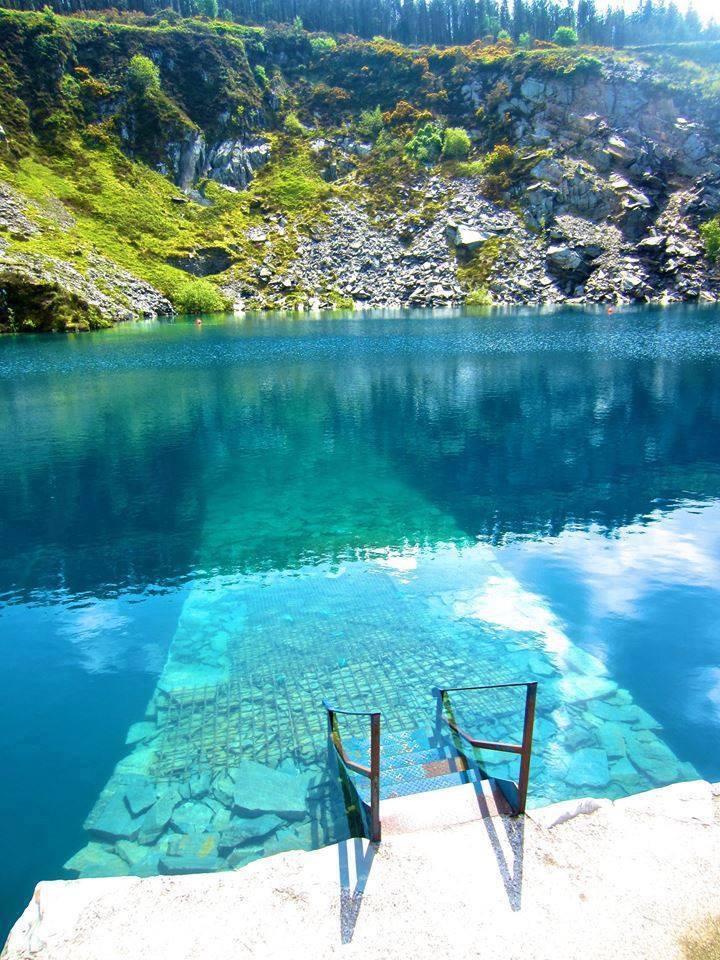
[436,681,537,815]
[322,699,382,842]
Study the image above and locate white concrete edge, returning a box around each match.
[3,778,719,959]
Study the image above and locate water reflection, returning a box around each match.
[2,309,720,602]
[2,307,720,940]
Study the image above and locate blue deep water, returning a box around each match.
[2,306,720,940]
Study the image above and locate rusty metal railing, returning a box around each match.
[436,681,537,815]
[322,699,381,842]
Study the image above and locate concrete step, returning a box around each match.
[381,779,515,836]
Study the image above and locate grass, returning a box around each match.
[252,144,331,213]
[0,134,333,310]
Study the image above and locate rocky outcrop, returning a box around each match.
[0,251,172,332]
[224,178,566,310]
[168,133,271,191]
[222,164,720,311]
[166,247,233,278]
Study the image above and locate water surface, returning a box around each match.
[2,307,720,940]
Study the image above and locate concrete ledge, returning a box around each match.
[4,780,720,960]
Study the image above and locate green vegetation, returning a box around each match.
[197,0,219,17]
[465,286,493,306]
[553,26,579,47]
[253,147,330,212]
[441,127,471,161]
[175,278,229,313]
[310,35,337,55]
[126,55,161,95]
[701,218,720,262]
[356,106,385,142]
[283,112,305,136]
[456,236,513,301]
[405,123,443,165]
[5,0,717,50]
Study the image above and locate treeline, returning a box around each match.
[2,0,718,48]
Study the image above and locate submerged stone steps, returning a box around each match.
[345,727,489,806]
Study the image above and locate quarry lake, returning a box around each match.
[3,306,720,939]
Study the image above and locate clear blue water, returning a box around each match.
[3,307,720,940]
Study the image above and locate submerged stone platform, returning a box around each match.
[4,780,720,960]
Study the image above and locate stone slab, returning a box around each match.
[231,761,309,819]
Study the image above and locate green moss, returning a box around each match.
[324,290,354,309]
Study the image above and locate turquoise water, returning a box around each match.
[3,307,720,938]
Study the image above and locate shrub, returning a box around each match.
[126,55,160,95]
[357,106,385,141]
[497,30,512,43]
[442,126,471,160]
[283,112,305,136]
[519,32,532,49]
[254,64,268,87]
[383,100,432,129]
[405,122,443,165]
[484,143,516,173]
[568,54,602,76]
[310,83,350,110]
[553,26,579,47]
[174,279,228,314]
[310,35,337,55]
[701,218,720,261]
[465,287,493,306]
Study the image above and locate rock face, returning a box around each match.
[169,133,271,191]
[147,53,720,313]
[3,29,720,327]
[0,250,172,333]
[166,247,233,278]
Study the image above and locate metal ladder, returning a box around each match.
[322,681,537,843]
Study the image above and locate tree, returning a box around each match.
[126,55,160,95]
[11,0,718,49]
[553,25,579,45]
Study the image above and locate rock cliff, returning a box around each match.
[0,11,719,330]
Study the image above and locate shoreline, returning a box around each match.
[4,778,720,960]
